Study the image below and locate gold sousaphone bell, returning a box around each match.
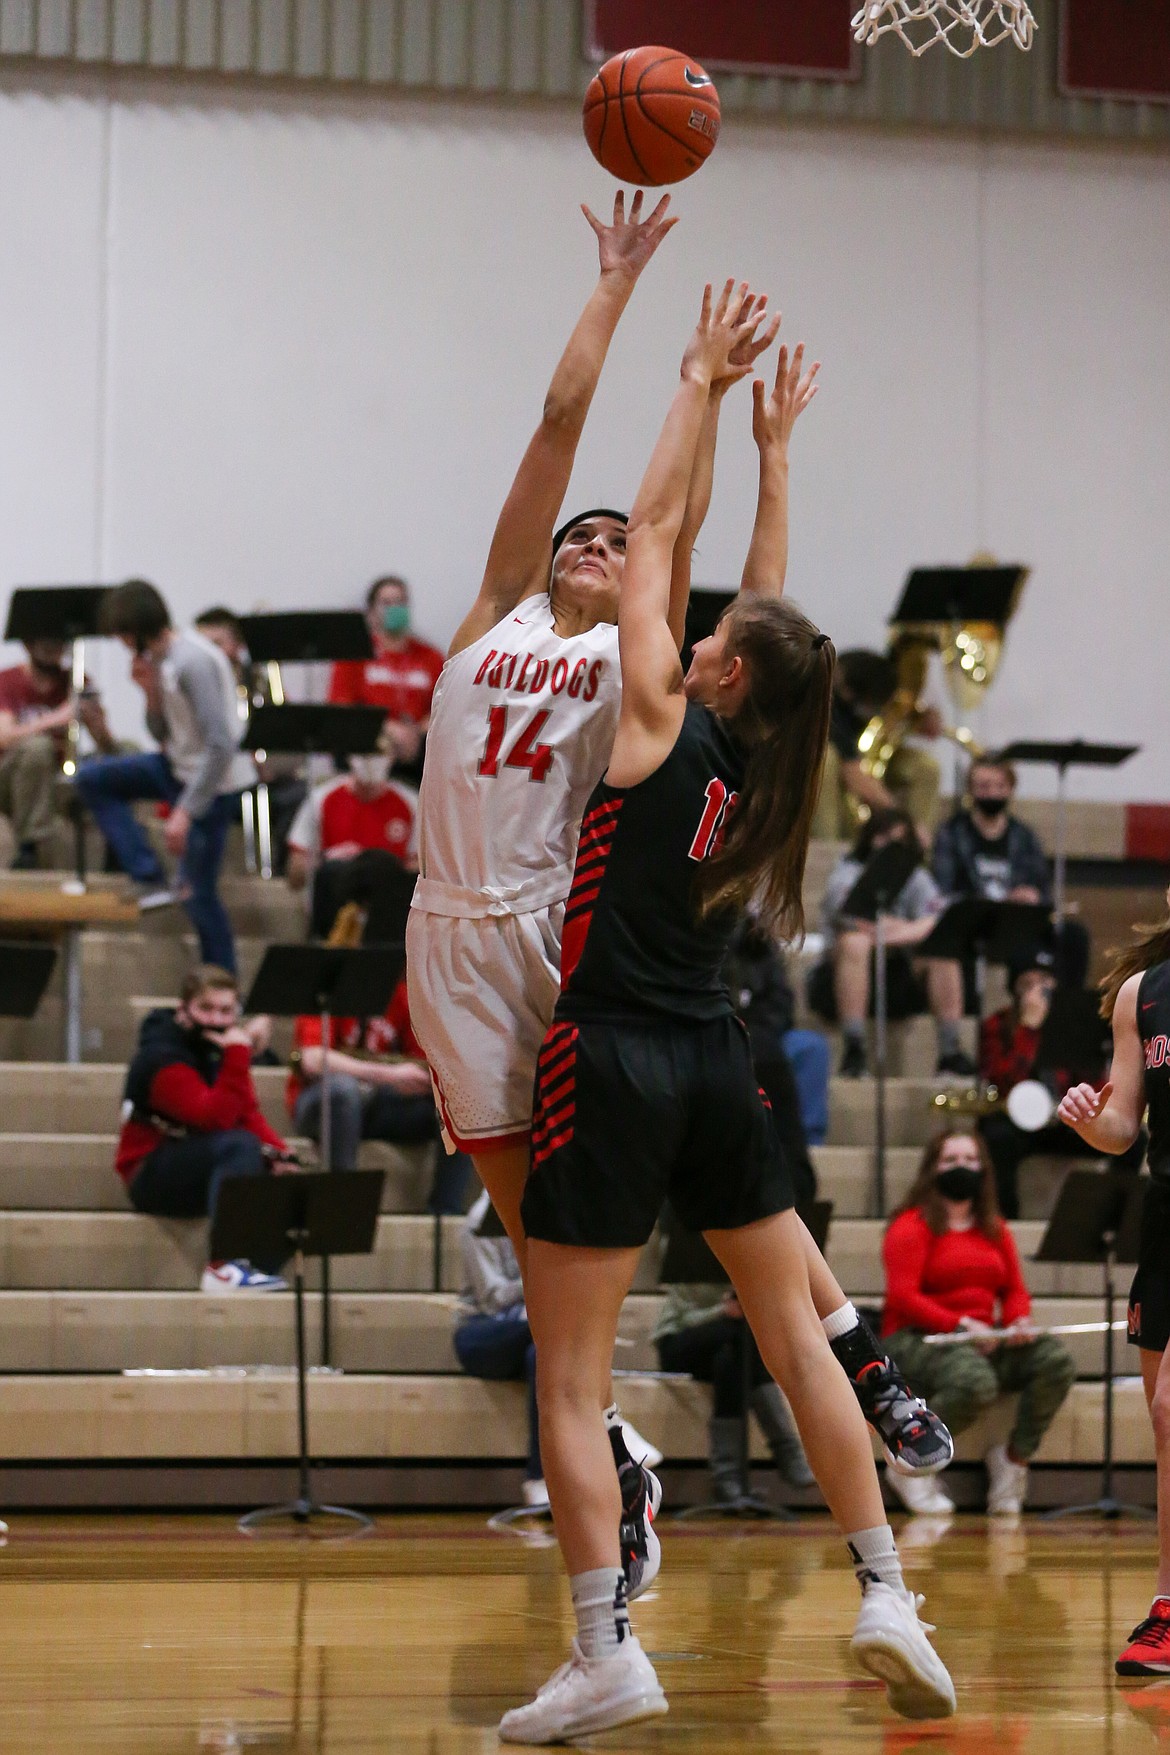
[858,558,1029,787]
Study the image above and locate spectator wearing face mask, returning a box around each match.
[285,753,418,939]
[0,637,116,867]
[115,964,295,1292]
[327,576,444,783]
[931,756,1089,989]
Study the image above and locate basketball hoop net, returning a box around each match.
[852,1,1036,58]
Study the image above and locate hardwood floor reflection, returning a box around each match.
[0,1512,1164,1751]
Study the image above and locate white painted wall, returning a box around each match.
[0,81,1166,799]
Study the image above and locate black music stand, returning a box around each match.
[211,1170,384,1535]
[240,695,384,880]
[840,839,922,1217]
[667,1200,832,1520]
[239,611,373,669]
[244,946,403,1366]
[5,585,112,888]
[1035,1169,1152,1521]
[919,896,1050,1025]
[890,564,1027,630]
[998,741,1139,920]
[682,588,736,670]
[0,942,57,1018]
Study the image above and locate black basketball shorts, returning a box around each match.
[520,1012,795,1251]
[1128,1178,1170,1353]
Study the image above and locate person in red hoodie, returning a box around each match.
[116,964,296,1292]
[880,1128,1075,1517]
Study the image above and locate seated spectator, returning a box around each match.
[655,1274,812,1506]
[808,807,971,1080]
[195,605,307,876]
[931,755,1089,990]
[115,964,294,1292]
[977,946,1143,1219]
[0,637,116,867]
[453,1189,547,1508]
[881,1128,1076,1516]
[724,912,830,1156]
[328,576,444,783]
[812,647,944,840]
[76,581,253,970]
[285,754,418,938]
[287,904,472,1213]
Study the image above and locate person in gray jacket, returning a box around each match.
[75,579,252,969]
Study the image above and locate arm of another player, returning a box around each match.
[449,191,677,659]
[739,337,820,601]
[610,282,762,781]
[665,297,780,650]
[1056,973,1146,1153]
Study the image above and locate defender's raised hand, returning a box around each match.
[582,188,677,281]
[681,280,767,389]
[712,294,781,397]
[752,339,821,453]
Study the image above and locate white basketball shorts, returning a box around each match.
[406,902,564,1153]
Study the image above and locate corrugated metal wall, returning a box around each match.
[0,0,1167,144]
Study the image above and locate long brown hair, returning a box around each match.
[695,597,834,940]
[892,1129,1003,1240]
[1099,889,1170,1019]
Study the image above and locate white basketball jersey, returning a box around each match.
[413,594,621,916]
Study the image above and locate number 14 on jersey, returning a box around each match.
[477,706,554,783]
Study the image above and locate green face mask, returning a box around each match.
[381,604,410,636]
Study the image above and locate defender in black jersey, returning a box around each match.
[501,281,955,1747]
[1059,899,1170,1676]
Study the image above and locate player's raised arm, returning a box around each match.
[449,190,676,658]
[613,282,762,756]
[739,337,820,601]
[666,296,779,649]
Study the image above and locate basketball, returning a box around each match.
[582,45,720,187]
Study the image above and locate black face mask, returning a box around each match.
[972,795,1009,819]
[935,1166,982,1203]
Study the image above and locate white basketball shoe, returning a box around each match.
[851,1582,957,1719]
[498,1636,668,1744]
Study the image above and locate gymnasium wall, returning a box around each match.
[0,79,1166,801]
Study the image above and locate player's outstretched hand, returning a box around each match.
[682,280,766,389]
[583,188,677,282]
[1057,1080,1112,1134]
[752,339,821,454]
[712,293,781,397]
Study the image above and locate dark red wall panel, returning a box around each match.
[1060,0,1170,102]
[587,1,860,80]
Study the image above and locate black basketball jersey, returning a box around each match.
[1138,960,1170,1182]
[558,701,745,1022]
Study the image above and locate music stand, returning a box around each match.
[840,839,922,1217]
[666,1201,832,1520]
[5,585,112,888]
[1035,1169,1152,1521]
[681,588,736,671]
[241,704,387,877]
[244,945,403,1365]
[997,741,1139,920]
[890,565,1027,630]
[0,942,57,1018]
[210,1170,384,1535]
[919,896,1050,1036]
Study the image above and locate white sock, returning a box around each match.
[602,1402,621,1430]
[847,1524,905,1595]
[821,1301,859,1344]
[570,1567,628,1659]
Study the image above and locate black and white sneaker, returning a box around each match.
[853,1361,953,1476]
[620,1464,662,1602]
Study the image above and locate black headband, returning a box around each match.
[551,507,629,557]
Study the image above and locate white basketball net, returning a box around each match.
[852,1,1036,58]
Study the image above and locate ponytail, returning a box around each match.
[1099,894,1170,1019]
[695,598,834,941]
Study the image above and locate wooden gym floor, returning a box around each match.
[0,1513,1166,1753]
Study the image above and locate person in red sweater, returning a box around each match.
[116,964,297,1292]
[327,576,444,781]
[881,1128,1075,1517]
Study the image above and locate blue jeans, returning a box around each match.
[126,1128,279,1270]
[75,750,238,970]
[781,1028,831,1146]
[453,1311,541,1480]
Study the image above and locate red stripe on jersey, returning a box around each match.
[580,799,622,831]
[533,1127,576,1165]
[539,1078,576,1116]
